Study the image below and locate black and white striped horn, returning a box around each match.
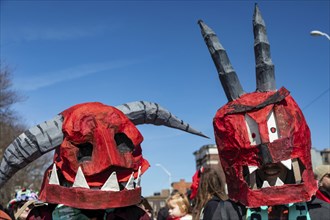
[198,20,245,101]
[0,115,64,188]
[253,4,276,91]
[115,101,208,138]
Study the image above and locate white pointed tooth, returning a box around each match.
[101,172,120,191]
[281,159,292,170]
[136,166,142,187]
[125,172,135,190]
[49,163,60,185]
[73,167,90,189]
[248,166,258,174]
[262,180,270,188]
[275,177,284,186]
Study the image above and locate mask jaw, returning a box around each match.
[39,164,143,209]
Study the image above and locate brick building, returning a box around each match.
[193,144,226,183]
[172,179,192,195]
[320,148,330,165]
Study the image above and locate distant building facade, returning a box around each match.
[145,189,169,218]
[193,144,226,190]
[320,148,330,165]
[193,144,220,170]
[172,179,191,195]
[311,147,324,168]
[311,147,330,168]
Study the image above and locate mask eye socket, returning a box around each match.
[75,142,93,162]
[267,110,279,143]
[245,114,261,146]
[115,133,135,153]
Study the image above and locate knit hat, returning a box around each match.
[314,165,330,181]
[7,188,38,210]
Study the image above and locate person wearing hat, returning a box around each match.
[7,188,39,220]
[198,3,330,219]
[314,165,330,203]
[0,101,207,219]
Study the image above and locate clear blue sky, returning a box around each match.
[1,1,329,197]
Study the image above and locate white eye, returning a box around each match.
[245,114,261,145]
[267,110,279,143]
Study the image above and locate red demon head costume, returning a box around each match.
[0,101,207,209]
[198,4,317,208]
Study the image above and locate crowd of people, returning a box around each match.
[1,163,328,220]
[156,164,330,220]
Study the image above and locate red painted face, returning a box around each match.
[214,87,317,207]
[39,102,149,209]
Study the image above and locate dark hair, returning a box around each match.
[192,167,228,220]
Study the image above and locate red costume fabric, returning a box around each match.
[315,189,330,203]
[39,102,148,209]
[189,167,204,200]
[214,87,317,207]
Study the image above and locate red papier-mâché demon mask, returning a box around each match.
[0,101,207,209]
[198,4,317,207]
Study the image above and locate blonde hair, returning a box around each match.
[167,192,190,214]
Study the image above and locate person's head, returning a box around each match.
[314,165,330,196]
[193,167,227,219]
[198,167,227,202]
[167,192,190,218]
[199,4,317,208]
[7,188,38,220]
[0,102,207,210]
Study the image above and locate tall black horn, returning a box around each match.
[0,115,64,188]
[115,101,209,138]
[198,20,244,101]
[253,4,276,91]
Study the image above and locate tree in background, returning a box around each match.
[0,64,52,207]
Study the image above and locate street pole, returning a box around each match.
[155,163,172,194]
[310,30,330,40]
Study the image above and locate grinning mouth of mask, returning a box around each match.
[243,158,305,189]
[48,163,142,192]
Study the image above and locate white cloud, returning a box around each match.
[14,60,140,91]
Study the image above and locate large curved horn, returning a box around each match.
[115,101,208,138]
[253,4,276,92]
[198,20,244,101]
[0,115,64,188]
